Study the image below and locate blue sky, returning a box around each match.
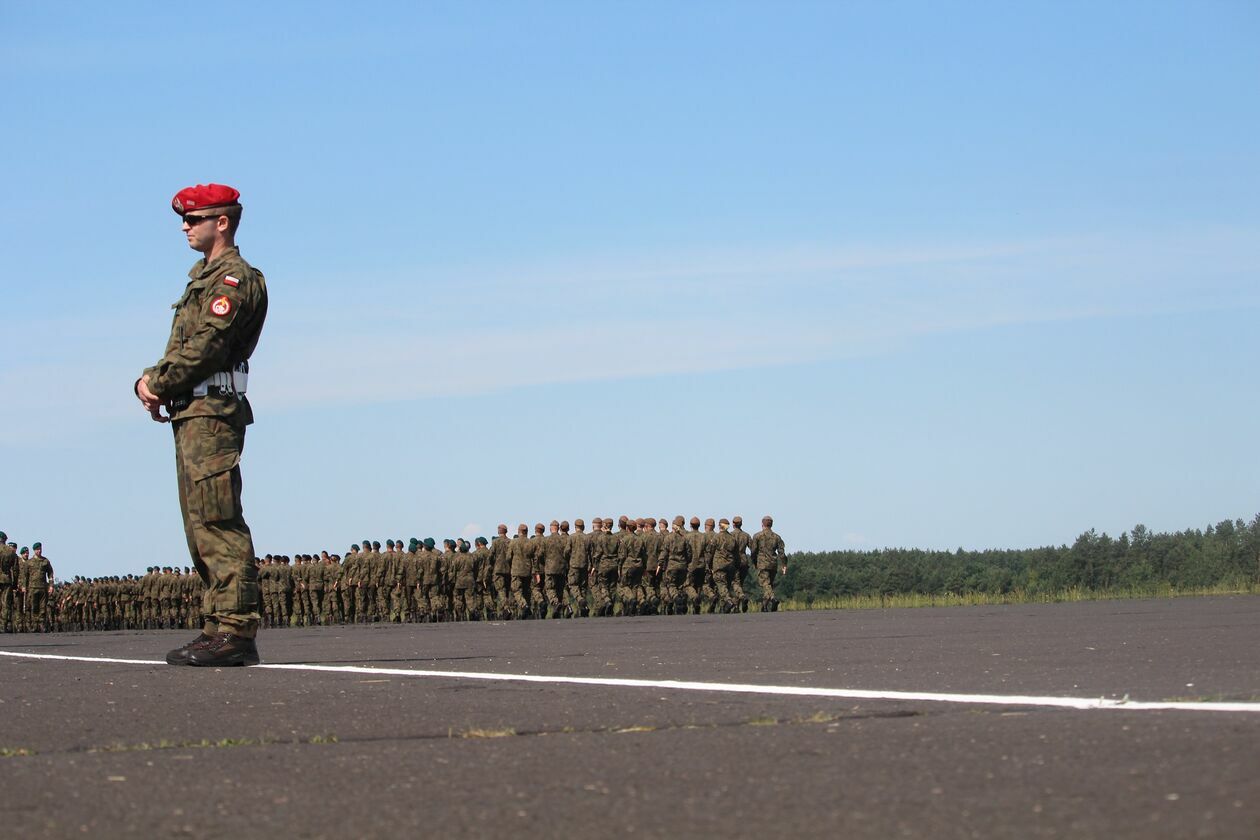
[2,1,1257,579]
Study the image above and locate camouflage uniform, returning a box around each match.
[709,525,738,612]
[684,524,708,614]
[590,523,620,616]
[660,523,691,614]
[24,550,53,631]
[565,526,590,617]
[0,541,16,632]
[540,528,570,618]
[752,524,787,610]
[490,532,511,617]
[449,544,479,620]
[341,548,360,623]
[731,522,752,611]
[142,244,267,639]
[508,532,536,619]
[641,523,664,614]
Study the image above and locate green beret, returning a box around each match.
[0,531,6,542]
[32,542,41,550]
[386,539,395,548]
[351,544,360,551]
[20,547,28,554]
[371,541,380,549]
[475,536,487,546]
[423,538,435,549]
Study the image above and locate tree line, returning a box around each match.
[780,514,1260,604]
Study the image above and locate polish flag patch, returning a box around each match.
[223,276,240,287]
[210,295,232,317]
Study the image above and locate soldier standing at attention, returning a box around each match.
[26,543,53,632]
[341,545,359,624]
[0,532,15,633]
[15,547,30,631]
[136,184,267,665]
[751,515,788,611]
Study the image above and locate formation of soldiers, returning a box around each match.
[259,515,788,626]
[0,536,57,633]
[0,516,788,632]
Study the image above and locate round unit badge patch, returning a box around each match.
[210,295,232,316]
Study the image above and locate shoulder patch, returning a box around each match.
[223,276,240,287]
[210,295,232,317]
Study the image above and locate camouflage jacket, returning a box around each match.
[751,528,786,569]
[144,245,267,426]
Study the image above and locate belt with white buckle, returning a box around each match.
[171,363,249,408]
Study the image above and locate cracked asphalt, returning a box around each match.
[2,596,1258,838]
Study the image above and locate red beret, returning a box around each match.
[171,183,241,215]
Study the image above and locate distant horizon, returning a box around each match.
[15,508,1258,582]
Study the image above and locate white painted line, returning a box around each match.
[3,650,1258,714]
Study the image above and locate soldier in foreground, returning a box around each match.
[135,183,268,666]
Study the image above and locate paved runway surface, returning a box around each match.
[2,596,1258,838]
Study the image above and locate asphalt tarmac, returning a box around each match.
[2,596,1258,838]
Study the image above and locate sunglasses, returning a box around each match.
[182,214,221,226]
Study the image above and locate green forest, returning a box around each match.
[780,514,1260,606]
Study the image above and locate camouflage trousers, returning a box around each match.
[543,573,566,615]
[510,575,533,617]
[591,566,619,612]
[0,586,12,631]
[618,566,646,612]
[685,568,714,613]
[451,587,474,618]
[565,569,587,615]
[489,573,510,613]
[389,586,406,622]
[324,589,343,624]
[756,566,779,605]
[710,565,736,611]
[173,416,260,638]
[27,589,49,628]
[661,566,688,611]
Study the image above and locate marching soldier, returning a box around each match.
[565,519,590,618]
[731,516,752,612]
[660,517,691,615]
[751,515,788,611]
[710,519,738,613]
[540,521,569,618]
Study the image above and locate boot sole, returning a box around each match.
[188,654,260,667]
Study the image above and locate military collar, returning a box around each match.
[187,245,241,283]
[175,246,241,308]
